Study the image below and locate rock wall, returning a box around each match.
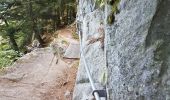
[106,0,170,99]
[73,0,106,100]
[74,0,170,100]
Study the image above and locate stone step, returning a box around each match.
[64,43,80,59]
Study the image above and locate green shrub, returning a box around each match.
[72,32,79,40]
[0,38,21,68]
[0,50,20,68]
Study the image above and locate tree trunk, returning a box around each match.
[29,0,44,46]
[8,34,19,51]
[53,3,57,31]
[66,6,69,25]
[57,10,61,27]
[33,26,44,46]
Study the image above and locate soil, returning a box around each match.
[0,27,79,100]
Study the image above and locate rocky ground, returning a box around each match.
[0,27,79,100]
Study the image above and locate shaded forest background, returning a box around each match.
[0,0,76,68]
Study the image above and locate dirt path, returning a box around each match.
[0,27,79,100]
[56,27,79,44]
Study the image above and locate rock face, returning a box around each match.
[73,0,106,99]
[106,0,170,100]
[74,0,170,100]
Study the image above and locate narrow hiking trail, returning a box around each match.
[0,27,79,100]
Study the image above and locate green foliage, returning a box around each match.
[0,0,77,68]
[0,50,20,68]
[107,0,120,25]
[72,32,79,40]
[95,0,120,25]
[0,0,77,47]
[110,0,120,13]
[0,38,21,68]
[0,38,10,50]
[0,38,19,68]
[107,13,115,24]
[95,0,105,7]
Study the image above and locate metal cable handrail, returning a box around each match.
[77,20,100,100]
[80,48,100,100]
